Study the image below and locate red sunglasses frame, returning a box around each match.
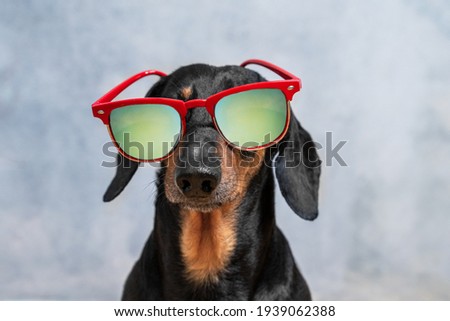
[92,59,302,162]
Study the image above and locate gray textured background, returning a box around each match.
[1,0,449,300]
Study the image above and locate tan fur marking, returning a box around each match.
[180,86,193,100]
[228,148,265,197]
[180,205,236,284]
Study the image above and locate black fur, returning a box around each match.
[103,63,321,300]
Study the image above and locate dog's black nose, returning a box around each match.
[176,172,220,197]
[173,127,222,198]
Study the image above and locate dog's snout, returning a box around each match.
[176,172,220,197]
[172,127,223,199]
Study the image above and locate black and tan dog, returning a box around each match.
[103,63,321,300]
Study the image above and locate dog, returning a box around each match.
[101,62,321,300]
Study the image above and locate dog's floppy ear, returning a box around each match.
[103,153,139,202]
[274,112,321,220]
[102,76,170,202]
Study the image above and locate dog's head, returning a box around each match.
[102,62,321,220]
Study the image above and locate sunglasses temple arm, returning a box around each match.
[93,70,168,105]
[240,59,300,81]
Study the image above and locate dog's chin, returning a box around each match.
[179,201,223,213]
[164,183,240,213]
[166,192,235,213]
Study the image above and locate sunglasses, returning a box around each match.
[92,59,302,162]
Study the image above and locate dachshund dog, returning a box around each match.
[101,62,321,300]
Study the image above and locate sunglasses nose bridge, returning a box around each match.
[185,99,208,110]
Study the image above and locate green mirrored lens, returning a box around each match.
[215,89,287,148]
[110,104,181,160]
